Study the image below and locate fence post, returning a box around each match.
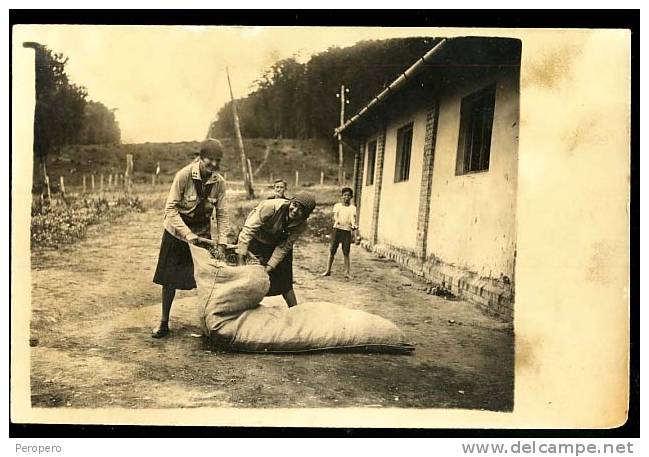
[44,175,51,202]
[59,176,66,202]
[295,170,299,188]
[320,171,324,186]
[100,174,104,192]
[342,171,346,185]
[125,154,134,194]
[151,173,155,187]
[82,175,87,194]
[91,174,95,192]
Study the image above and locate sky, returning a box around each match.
[13,25,448,143]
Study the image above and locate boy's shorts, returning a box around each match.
[330,228,352,256]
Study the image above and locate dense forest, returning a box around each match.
[31,44,121,177]
[209,37,438,141]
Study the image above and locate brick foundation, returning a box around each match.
[360,240,514,322]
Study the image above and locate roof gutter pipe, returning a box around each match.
[334,38,448,136]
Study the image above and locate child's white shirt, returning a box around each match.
[333,203,357,232]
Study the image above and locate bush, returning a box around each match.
[31,195,145,249]
[305,206,333,242]
[115,195,145,213]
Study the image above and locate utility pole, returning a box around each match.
[226,66,255,199]
[336,84,349,186]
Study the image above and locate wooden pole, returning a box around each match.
[247,158,254,187]
[100,174,104,192]
[152,174,155,187]
[343,170,346,185]
[320,171,324,186]
[337,84,347,185]
[91,174,95,192]
[226,66,255,199]
[295,170,299,188]
[108,174,113,188]
[82,175,87,194]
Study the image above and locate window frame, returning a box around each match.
[456,84,497,176]
[365,139,377,186]
[394,122,414,183]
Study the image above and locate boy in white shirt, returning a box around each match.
[322,187,357,279]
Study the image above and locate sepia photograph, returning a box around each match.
[10,18,633,430]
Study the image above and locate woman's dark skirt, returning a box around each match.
[248,238,293,296]
[153,230,198,290]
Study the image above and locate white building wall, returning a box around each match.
[375,108,428,251]
[426,68,519,280]
[358,138,376,239]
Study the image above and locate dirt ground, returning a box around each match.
[30,194,514,411]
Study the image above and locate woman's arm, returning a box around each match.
[236,201,276,258]
[163,170,198,242]
[266,223,307,271]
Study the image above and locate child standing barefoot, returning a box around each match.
[322,187,357,279]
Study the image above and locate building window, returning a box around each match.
[394,123,413,182]
[365,140,377,186]
[456,84,496,174]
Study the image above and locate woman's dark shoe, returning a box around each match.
[151,322,170,338]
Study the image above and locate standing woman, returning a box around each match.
[236,192,316,307]
[152,139,229,338]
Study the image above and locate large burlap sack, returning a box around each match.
[190,244,270,334]
[213,302,413,353]
[190,244,413,354]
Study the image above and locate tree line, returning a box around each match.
[208,37,439,142]
[31,44,121,188]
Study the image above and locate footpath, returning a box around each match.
[30,208,514,410]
